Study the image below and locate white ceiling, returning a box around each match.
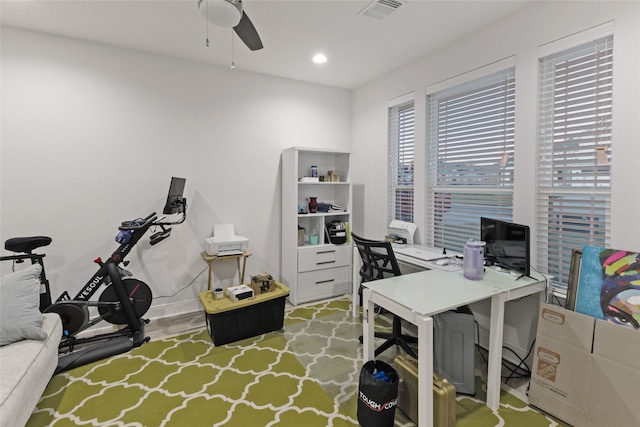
[0,0,533,89]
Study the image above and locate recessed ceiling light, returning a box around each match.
[313,54,327,64]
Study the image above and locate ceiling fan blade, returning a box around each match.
[233,11,263,51]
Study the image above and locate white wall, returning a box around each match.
[1,27,352,319]
[351,1,640,361]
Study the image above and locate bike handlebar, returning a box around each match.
[118,213,158,231]
[155,198,187,227]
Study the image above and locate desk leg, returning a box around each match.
[352,246,362,318]
[207,262,213,291]
[417,315,433,427]
[361,288,375,361]
[487,292,507,410]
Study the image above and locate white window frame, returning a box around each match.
[536,23,614,295]
[426,58,516,252]
[388,94,415,225]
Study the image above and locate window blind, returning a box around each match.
[426,67,515,251]
[536,35,613,293]
[388,100,415,223]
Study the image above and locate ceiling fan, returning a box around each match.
[197,0,263,51]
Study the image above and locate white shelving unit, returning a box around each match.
[281,147,352,305]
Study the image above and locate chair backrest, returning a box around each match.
[351,232,402,283]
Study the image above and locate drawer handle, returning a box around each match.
[317,261,336,265]
[315,279,335,285]
[317,250,336,254]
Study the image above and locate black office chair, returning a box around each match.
[351,232,418,358]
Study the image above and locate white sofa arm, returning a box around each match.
[0,313,62,427]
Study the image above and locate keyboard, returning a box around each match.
[393,246,443,262]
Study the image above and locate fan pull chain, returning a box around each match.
[231,29,235,69]
[205,0,210,47]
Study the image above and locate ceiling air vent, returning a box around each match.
[359,0,404,20]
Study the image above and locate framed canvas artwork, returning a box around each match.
[575,245,640,329]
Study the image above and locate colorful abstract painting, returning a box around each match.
[575,245,640,329]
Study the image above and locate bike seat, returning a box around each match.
[5,236,52,253]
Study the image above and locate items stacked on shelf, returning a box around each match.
[316,202,346,213]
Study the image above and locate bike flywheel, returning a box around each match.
[98,278,153,325]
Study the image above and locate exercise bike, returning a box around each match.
[1,199,186,374]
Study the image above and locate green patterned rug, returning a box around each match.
[27,297,561,426]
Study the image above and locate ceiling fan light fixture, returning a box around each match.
[198,0,242,28]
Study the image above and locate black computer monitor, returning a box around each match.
[162,177,186,215]
[481,217,531,277]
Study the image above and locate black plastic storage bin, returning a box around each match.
[199,282,289,346]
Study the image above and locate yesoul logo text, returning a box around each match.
[359,391,397,412]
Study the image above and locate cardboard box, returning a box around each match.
[588,319,640,427]
[529,304,594,426]
[249,273,276,294]
[529,303,640,426]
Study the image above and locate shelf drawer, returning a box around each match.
[297,266,351,300]
[298,244,351,273]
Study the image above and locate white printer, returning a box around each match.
[205,224,249,256]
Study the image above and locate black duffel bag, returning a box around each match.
[357,360,399,427]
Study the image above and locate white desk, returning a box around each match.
[351,244,453,318]
[360,259,546,427]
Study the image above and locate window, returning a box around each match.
[388,99,415,224]
[426,65,516,251]
[536,30,613,294]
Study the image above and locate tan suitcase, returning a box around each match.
[394,353,456,427]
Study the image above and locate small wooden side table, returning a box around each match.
[200,251,252,290]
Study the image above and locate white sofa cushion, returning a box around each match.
[0,263,47,346]
[0,313,62,427]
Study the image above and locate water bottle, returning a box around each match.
[463,239,486,280]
